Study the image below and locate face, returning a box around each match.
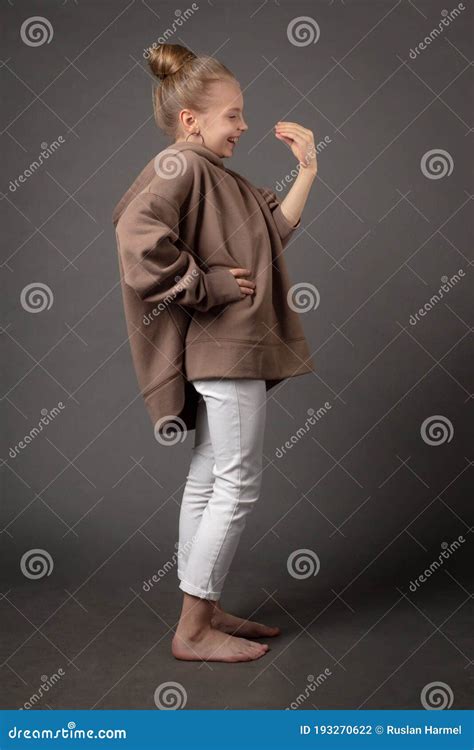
[178,79,248,158]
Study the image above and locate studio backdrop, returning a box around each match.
[1,0,472,711]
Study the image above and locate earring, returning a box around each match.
[185,130,204,145]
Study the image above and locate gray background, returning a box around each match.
[1,0,472,711]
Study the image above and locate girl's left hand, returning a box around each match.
[274,121,317,175]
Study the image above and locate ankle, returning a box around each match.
[176,593,214,637]
[175,620,211,641]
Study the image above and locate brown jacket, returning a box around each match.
[112,141,315,436]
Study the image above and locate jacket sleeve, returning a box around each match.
[255,186,301,248]
[115,190,242,312]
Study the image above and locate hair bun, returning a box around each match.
[147,43,196,82]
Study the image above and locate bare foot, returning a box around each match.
[211,608,281,638]
[172,625,270,662]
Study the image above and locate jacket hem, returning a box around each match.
[186,335,308,348]
[142,371,180,400]
[143,372,199,435]
[184,338,315,382]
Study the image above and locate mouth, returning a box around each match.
[227,136,240,145]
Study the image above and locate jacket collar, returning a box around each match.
[168,140,225,169]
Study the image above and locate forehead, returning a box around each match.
[210,80,243,111]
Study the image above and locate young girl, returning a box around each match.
[113,43,317,663]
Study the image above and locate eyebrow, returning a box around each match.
[226,107,242,113]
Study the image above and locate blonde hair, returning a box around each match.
[147,43,237,140]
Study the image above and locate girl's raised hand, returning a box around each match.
[274,121,317,175]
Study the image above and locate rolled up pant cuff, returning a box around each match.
[178,577,220,601]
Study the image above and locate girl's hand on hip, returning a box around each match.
[274,121,317,175]
[229,268,256,297]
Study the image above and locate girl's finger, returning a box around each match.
[275,122,307,133]
[276,121,301,128]
[275,128,314,151]
[275,124,300,133]
[275,125,308,137]
[275,123,313,140]
[275,132,293,145]
[277,131,306,148]
[275,131,312,162]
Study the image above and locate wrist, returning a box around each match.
[297,164,317,180]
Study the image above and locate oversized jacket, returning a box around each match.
[112,141,315,437]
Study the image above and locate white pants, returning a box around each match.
[177,378,267,601]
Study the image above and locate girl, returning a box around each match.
[113,43,317,663]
